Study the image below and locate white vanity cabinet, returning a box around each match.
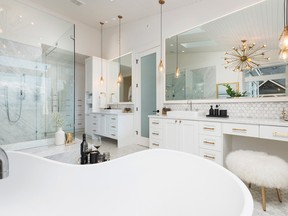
[149,118,163,148]
[162,118,199,155]
[198,122,223,165]
[91,113,134,148]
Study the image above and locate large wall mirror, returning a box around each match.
[107,53,132,104]
[165,0,287,101]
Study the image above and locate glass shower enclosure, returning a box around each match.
[0,0,75,149]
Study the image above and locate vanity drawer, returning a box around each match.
[199,149,223,166]
[199,135,222,151]
[109,115,118,122]
[150,118,162,129]
[223,123,259,138]
[199,122,222,136]
[260,125,288,142]
[150,129,162,141]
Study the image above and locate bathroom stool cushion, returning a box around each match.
[226,150,288,189]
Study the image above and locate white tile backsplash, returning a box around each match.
[164,101,288,120]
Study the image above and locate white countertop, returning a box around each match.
[90,112,133,115]
[149,114,288,127]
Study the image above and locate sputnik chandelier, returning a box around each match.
[224,39,269,72]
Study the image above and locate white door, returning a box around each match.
[135,47,162,146]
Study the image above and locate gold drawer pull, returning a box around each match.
[111,134,116,136]
[204,154,215,160]
[203,127,215,131]
[111,126,116,128]
[152,142,159,146]
[272,132,288,137]
[152,132,159,136]
[152,122,159,125]
[232,128,247,132]
[111,118,116,120]
[203,141,215,145]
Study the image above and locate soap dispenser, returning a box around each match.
[215,105,220,116]
[209,105,214,116]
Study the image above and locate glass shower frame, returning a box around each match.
[0,0,75,149]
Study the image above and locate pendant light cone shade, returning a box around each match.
[100,22,104,84]
[117,15,123,85]
[158,0,165,72]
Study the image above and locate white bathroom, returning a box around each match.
[0,0,288,215]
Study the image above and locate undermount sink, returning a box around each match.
[166,110,203,118]
[101,109,122,114]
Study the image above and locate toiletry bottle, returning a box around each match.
[80,134,89,164]
[215,105,219,116]
[209,105,214,116]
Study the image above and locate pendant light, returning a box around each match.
[158,0,165,72]
[175,35,180,78]
[117,15,123,85]
[100,22,104,84]
[279,0,288,60]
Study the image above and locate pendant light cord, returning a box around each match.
[160,2,163,60]
[176,35,179,68]
[284,0,287,27]
[118,15,122,75]
[100,22,104,79]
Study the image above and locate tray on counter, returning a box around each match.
[206,115,229,118]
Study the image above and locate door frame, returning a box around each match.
[134,46,163,146]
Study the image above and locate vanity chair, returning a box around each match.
[226,150,288,211]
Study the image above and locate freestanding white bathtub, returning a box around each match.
[0,149,253,216]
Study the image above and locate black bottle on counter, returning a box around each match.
[80,133,89,164]
[209,105,214,116]
[215,105,219,116]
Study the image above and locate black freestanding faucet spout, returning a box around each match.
[0,147,9,179]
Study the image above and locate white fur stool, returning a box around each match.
[226,150,288,211]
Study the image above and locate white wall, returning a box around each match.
[19,0,100,57]
[103,0,263,59]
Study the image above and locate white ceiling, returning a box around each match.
[166,0,283,54]
[26,0,202,29]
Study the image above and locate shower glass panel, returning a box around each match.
[0,0,75,148]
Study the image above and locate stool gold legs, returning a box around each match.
[276,188,282,203]
[261,187,266,211]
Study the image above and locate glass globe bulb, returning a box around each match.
[159,59,164,72]
[279,26,288,50]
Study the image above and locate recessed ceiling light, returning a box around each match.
[110,0,114,2]
[112,17,116,21]
[105,21,108,23]
[31,22,34,25]
[19,15,23,18]
[182,50,185,53]
[0,28,3,33]
[0,8,4,12]
[170,44,174,46]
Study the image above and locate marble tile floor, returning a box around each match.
[20,137,287,216]
[46,137,148,164]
